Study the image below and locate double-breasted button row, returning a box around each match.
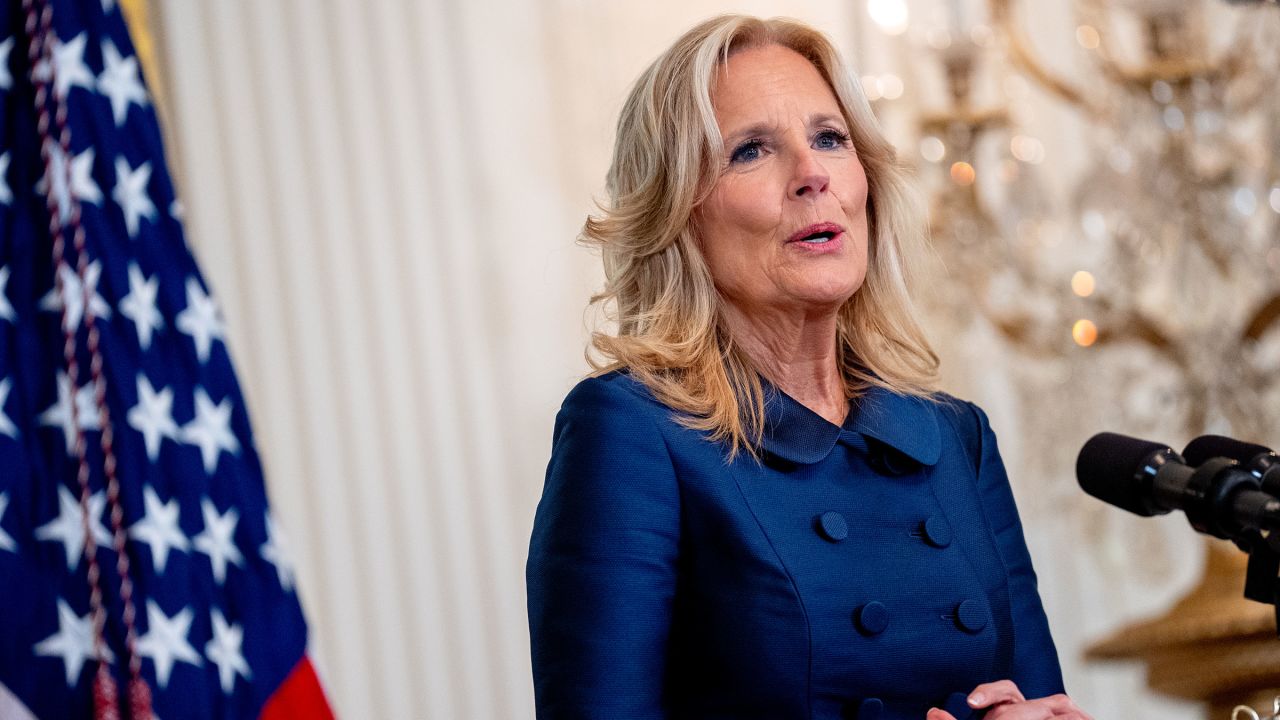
[853,598,988,636]
[843,694,974,720]
[812,511,952,548]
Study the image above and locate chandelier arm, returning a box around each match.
[1075,0,1157,96]
[984,313,1062,359]
[1242,293,1280,343]
[1219,13,1258,85]
[1219,30,1266,115]
[1191,230,1233,279]
[988,0,1105,119]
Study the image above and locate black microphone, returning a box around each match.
[1077,432,1280,541]
[1184,435,1280,497]
[1184,435,1280,606]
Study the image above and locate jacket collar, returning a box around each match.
[759,382,940,466]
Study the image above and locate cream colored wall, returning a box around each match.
[154,1,1203,718]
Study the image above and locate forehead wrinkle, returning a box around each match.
[713,58,844,141]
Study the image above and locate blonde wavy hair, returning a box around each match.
[583,14,939,457]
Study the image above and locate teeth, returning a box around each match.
[801,231,835,242]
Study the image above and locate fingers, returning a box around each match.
[983,694,1093,720]
[967,679,1026,708]
[926,709,958,720]
[1035,693,1093,720]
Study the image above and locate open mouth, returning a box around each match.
[787,223,845,245]
[797,230,838,243]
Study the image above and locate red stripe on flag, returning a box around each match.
[260,657,335,720]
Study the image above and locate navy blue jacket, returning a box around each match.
[527,371,1063,719]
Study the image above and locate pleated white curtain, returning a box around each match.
[152,0,1201,718]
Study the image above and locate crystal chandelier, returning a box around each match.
[907,0,1280,444]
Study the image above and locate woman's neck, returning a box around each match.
[722,301,847,425]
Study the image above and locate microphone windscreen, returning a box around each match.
[1076,432,1171,516]
[1183,435,1273,466]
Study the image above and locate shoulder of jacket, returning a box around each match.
[929,392,990,454]
[561,370,670,419]
[930,391,979,422]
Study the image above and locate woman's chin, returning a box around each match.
[781,283,863,313]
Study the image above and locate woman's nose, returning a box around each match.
[789,150,830,199]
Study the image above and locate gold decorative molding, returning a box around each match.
[119,0,168,125]
[1087,541,1280,718]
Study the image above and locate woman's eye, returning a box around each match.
[730,140,763,164]
[815,129,850,150]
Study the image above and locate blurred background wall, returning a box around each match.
[141,0,1280,717]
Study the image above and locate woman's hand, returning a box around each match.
[926,680,1093,720]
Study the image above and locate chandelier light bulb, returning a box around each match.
[1072,319,1098,347]
[920,136,946,163]
[950,161,976,185]
[1071,271,1096,297]
[1234,187,1257,217]
[926,27,953,49]
[861,76,883,101]
[867,0,910,35]
[1010,135,1046,164]
[879,74,905,100]
[1151,80,1174,105]
[1075,25,1101,50]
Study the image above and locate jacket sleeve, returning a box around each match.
[526,377,680,719]
[968,402,1066,698]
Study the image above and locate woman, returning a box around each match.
[527,14,1090,720]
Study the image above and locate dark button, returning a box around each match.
[940,692,974,719]
[851,697,883,720]
[954,599,989,633]
[855,601,889,635]
[816,511,849,542]
[922,515,952,548]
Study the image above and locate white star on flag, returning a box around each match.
[0,37,13,91]
[38,371,102,454]
[127,374,178,461]
[0,266,14,322]
[206,609,251,693]
[31,33,94,99]
[175,278,225,364]
[181,388,239,475]
[260,512,296,592]
[36,145,102,223]
[98,41,147,127]
[128,486,188,573]
[112,156,155,238]
[0,152,11,206]
[39,260,111,333]
[0,492,16,553]
[34,599,116,687]
[193,498,244,584]
[34,485,112,571]
[119,263,163,350]
[137,600,201,689]
[0,377,17,439]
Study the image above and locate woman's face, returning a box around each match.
[695,44,869,318]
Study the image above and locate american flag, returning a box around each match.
[0,0,332,718]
